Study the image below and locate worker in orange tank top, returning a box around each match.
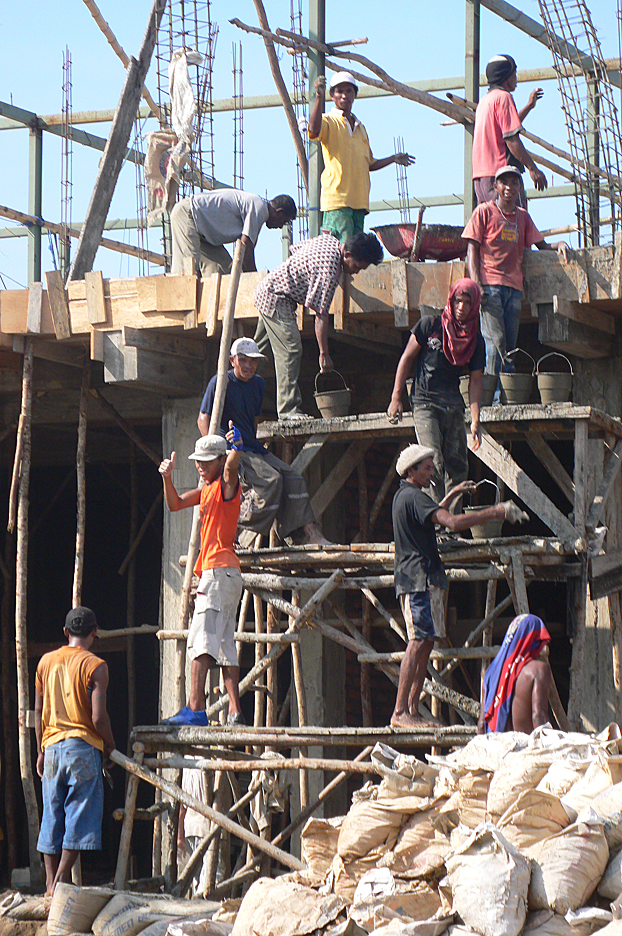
[159,424,245,727]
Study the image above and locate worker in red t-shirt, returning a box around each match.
[472,54,547,207]
[159,427,245,727]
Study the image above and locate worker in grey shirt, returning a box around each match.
[170,189,297,277]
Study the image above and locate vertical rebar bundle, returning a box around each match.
[537,0,622,246]
[290,0,309,241]
[394,136,411,225]
[232,42,244,190]
[60,47,73,281]
[156,0,218,194]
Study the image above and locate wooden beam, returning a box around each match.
[26,283,43,334]
[510,549,530,614]
[85,270,108,325]
[589,549,622,600]
[13,336,87,369]
[121,326,206,359]
[69,0,166,280]
[538,302,614,359]
[474,429,582,548]
[289,433,328,474]
[526,431,575,504]
[586,439,622,532]
[551,296,615,335]
[310,440,373,517]
[574,419,589,537]
[391,259,409,328]
[44,270,72,340]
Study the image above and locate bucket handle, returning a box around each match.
[314,370,349,394]
[536,352,573,376]
[503,348,535,375]
[465,478,500,507]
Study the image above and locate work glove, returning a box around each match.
[230,424,244,451]
[501,500,529,524]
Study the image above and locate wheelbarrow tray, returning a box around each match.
[371,223,467,262]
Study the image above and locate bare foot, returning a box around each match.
[391,711,437,729]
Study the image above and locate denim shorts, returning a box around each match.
[37,737,103,854]
[399,592,437,641]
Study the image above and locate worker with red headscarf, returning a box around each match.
[388,278,485,505]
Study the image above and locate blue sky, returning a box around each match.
[0,0,619,287]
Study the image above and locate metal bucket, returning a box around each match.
[465,480,503,538]
[537,352,573,404]
[314,371,351,419]
[459,373,498,407]
[499,349,535,405]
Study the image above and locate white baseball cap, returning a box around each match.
[188,435,227,462]
[230,337,266,359]
[330,71,358,91]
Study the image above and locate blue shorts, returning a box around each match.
[37,737,104,854]
[399,592,436,641]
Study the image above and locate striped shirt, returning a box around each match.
[254,234,344,319]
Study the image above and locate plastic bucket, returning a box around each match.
[537,352,573,404]
[459,373,498,407]
[314,371,351,418]
[499,349,535,405]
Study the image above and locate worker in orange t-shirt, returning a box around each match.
[159,425,244,726]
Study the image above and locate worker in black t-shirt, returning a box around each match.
[388,279,485,507]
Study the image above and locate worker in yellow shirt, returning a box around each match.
[308,71,415,243]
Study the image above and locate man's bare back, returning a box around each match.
[511,658,552,732]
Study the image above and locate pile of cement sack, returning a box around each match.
[229,726,622,936]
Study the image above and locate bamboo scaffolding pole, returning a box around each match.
[358,460,372,726]
[253,594,266,734]
[72,358,90,606]
[358,646,501,663]
[98,624,159,638]
[265,528,279,735]
[204,570,344,720]
[251,0,308,194]
[114,743,144,889]
[145,754,377,773]
[118,490,163,576]
[1,527,17,874]
[111,749,305,871]
[290,590,309,809]
[127,442,138,736]
[440,593,514,680]
[158,630,298,643]
[358,585,407,642]
[7,413,24,535]
[14,338,43,887]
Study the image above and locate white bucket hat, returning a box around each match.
[396,443,436,478]
[188,435,227,462]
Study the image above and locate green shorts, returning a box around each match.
[320,208,366,243]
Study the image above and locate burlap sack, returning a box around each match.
[528,812,610,914]
[445,824,530,936]
[300,816,343,876]
[381,803,449,875]
[230,878,345,936]
[337,795,430,863]
[497,789,570,856]
[487,750,556,821]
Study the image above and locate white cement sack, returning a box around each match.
[523,908,612,936]
[301,816,343,876]
[536,759,591,798]
[562,755,622,822]
[231,878,345,936]
[48,885,114,936]
[372,743,437,797]
[444,823,530,936]
[591,782,622,849]
[428,732,525,775]
[351,882,441,932]
[457,771,491,828]
[99,907,171,936]
[487,750,557,820]
[498,789,570,855]
[382,805,449,875]
[139,924,173,936]
[599,849,622,900]
[528,811,610,914]
[373,917,453,936]
[331,852,389,903]
[337,795,428,862]
[581,924,622,936]
[167,921,232,936]
[93,895,142,936]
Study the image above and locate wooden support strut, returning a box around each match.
[110,749,304,872]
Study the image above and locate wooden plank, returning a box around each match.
[510,550,530,614]
[121,326,205,359]
[289,433,328,474]
[538,303,614,358]
[44,270,72,340]
[526,431,575,504]
[474,429,581,547]
[552,295,615,335]
[333,273,348,330]
[85,270,107,325]
[586,438,622,532]
[589,549,622,600]
[311,440,373,518]
[215,270,265,321]
[574,419,589,537]
[13,335,86,368]
[26,283,43,334]
[136,275,196,313]
[102,330,204,391]
[69,0,166,280]
[90,328,105,363]
[391,259,409,328]
[198,273,221,336]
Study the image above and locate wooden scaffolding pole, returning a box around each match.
[13,338,44,888]
[72,357,90,607]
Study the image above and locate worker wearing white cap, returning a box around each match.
[391,442,529,729]
[198,337,330,546]
[307,70,415,243]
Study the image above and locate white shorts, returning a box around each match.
[188,568,243,667]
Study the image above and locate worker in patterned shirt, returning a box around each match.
[253,231,383,420]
